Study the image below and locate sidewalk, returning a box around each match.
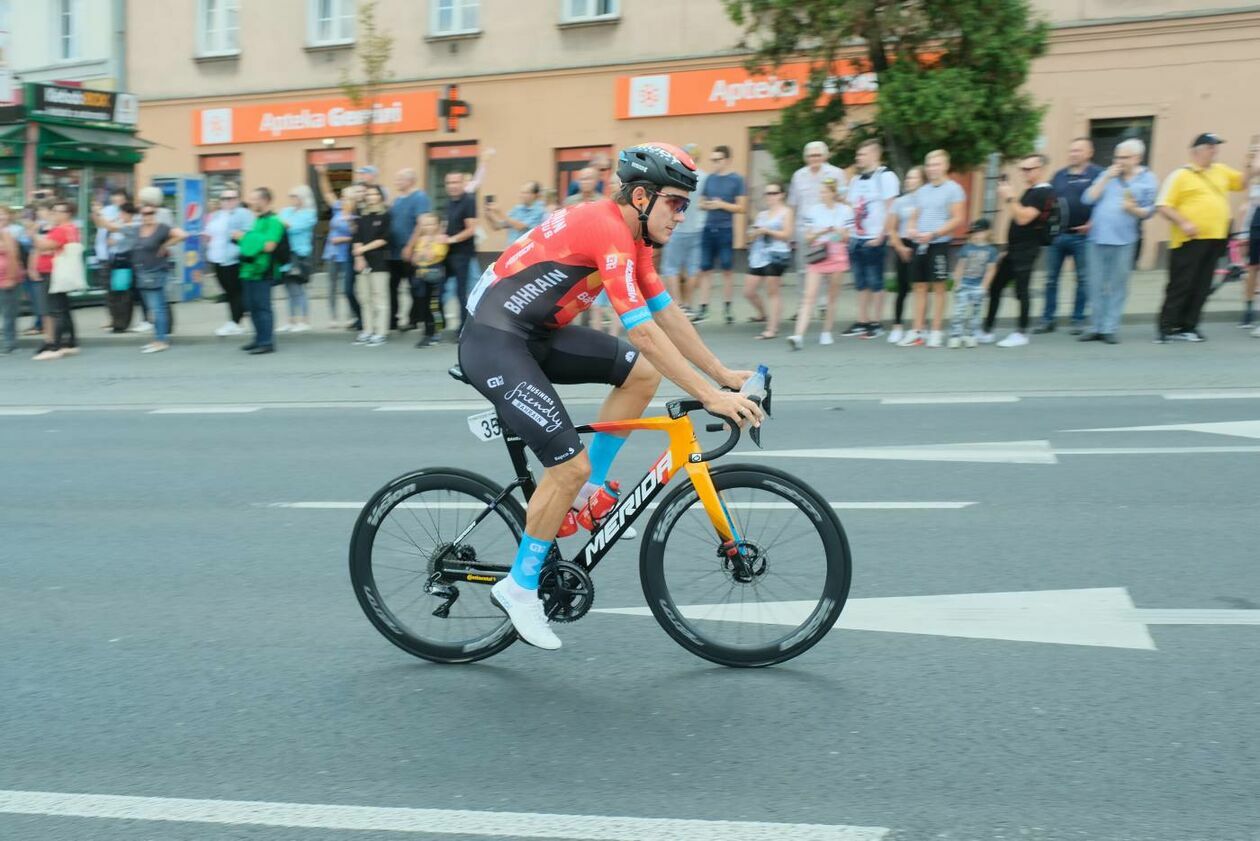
[66,267,1252,341]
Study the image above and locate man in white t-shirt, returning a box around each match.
[841,139,900,338]
[789,141,847,271]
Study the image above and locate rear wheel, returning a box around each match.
[640,465,851,667]
[349,469,524,664]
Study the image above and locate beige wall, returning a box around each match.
[1033,0,1260,24]
[126,0,745,101]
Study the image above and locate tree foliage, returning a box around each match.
[725,0,1049,178]
[339,0,394,167]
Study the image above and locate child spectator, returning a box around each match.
[406,212,449,347]
[948,219,999,348]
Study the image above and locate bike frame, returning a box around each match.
[436,402,737,583]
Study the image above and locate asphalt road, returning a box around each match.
[4,367,1260,840]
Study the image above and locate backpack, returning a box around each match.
[1040,190,1069,245]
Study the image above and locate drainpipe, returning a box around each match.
[113,0,127,90]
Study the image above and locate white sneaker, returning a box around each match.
[277,324,294,333]
[819,331,834,346]
[786,335,803,351]
[974,330,995,344]
[291,323,311,333]
[997,332,1029,348]
[926,330,944,348]
[964,335,978,348]
[623,526,638,541]
[214,321,241,337]
[367,334,387,346]
[1252,325,1260,338]
[130,321,153,334]
[947,336,962,349]
[897,330,923,347]
[887,327,905,344]
[353,332,371,345]
[490,578,562,650]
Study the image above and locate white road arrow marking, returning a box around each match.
[0,790,888,841]
[593,588,1260,651]
[1069,420,1260,440]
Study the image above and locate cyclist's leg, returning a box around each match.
[537,325,659,489]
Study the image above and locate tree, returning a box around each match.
[724,0,1049,178]
[340,0,394,168]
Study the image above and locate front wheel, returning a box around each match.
[640,465,851,667]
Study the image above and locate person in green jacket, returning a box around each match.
[232,187,285,354]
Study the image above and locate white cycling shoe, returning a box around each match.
[490,578,562,650]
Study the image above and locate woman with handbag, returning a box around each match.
[279,185,318,333]
[33,200,84,361]
[99,202,139,332]
[743,182,794,340]
[130,207,187,354]
[787,178,853,350]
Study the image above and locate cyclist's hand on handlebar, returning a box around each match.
[702,389,764,429]
[716,368,755,391]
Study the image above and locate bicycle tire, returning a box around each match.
[349,468,525,664]
[639,464,851,668]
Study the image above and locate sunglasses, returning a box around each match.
[651,191,691,215]
[1019,165,1040,172]
[140,210,155,216]
[764,189,782,195]
[709,156,726,163]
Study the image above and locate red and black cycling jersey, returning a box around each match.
[467,200,673,337]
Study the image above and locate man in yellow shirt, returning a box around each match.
[1154,133,1247,342]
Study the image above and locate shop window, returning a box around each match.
[197,0,240,57]
[55,0,82,61]
[431,0,479,37]
[554,145,613,200]
[1090,117,1154,166]
[428,141,479,215]
[562,0,618,23]
[308,0,355,47]
[199,154,243,204]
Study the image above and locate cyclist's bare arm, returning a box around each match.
[627,313,763,427]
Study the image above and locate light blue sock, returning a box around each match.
[509,532,552,590]
[587,432,627,487]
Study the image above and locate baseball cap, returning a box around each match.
[1191,133,1224,147]
[355,164,380,175]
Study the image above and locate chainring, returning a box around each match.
[537,560,595,623]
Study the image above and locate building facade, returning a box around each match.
[128,0,1260,263]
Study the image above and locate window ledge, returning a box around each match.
[194,51,241,64]
[558,16,620,29]
[304,40,356,53]
[425,29,483,43]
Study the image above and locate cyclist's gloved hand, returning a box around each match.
[702,389,764,429]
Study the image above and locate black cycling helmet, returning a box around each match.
[616,142,698,193]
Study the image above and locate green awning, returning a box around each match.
[42,124,155,150]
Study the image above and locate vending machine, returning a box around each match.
[150,174,206,302]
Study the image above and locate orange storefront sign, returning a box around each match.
[615,62,877,120]
[194,91,439,146]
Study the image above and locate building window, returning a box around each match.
[197,0,240,57]
[431,0,479,37]
[56,0,82,61]
[309,0,355,46]
[562,0,618,23]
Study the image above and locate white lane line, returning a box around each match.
[149,407,261,415]
[263,501,975,511]
[0,408,51,416]
[880,395,1020,405]
[1163,390,1260,400]
[0,789,890,841]
[1056,446,1260,456]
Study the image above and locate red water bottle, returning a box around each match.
[576,481,620,531]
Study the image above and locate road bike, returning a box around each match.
[349,366,851,667]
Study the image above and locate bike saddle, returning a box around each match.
[448,365,471,385]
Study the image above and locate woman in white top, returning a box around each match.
[743,181,794,340]
[885,166,924,344]
[787,177,853,350]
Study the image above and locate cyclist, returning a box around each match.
[458,142,764,650]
